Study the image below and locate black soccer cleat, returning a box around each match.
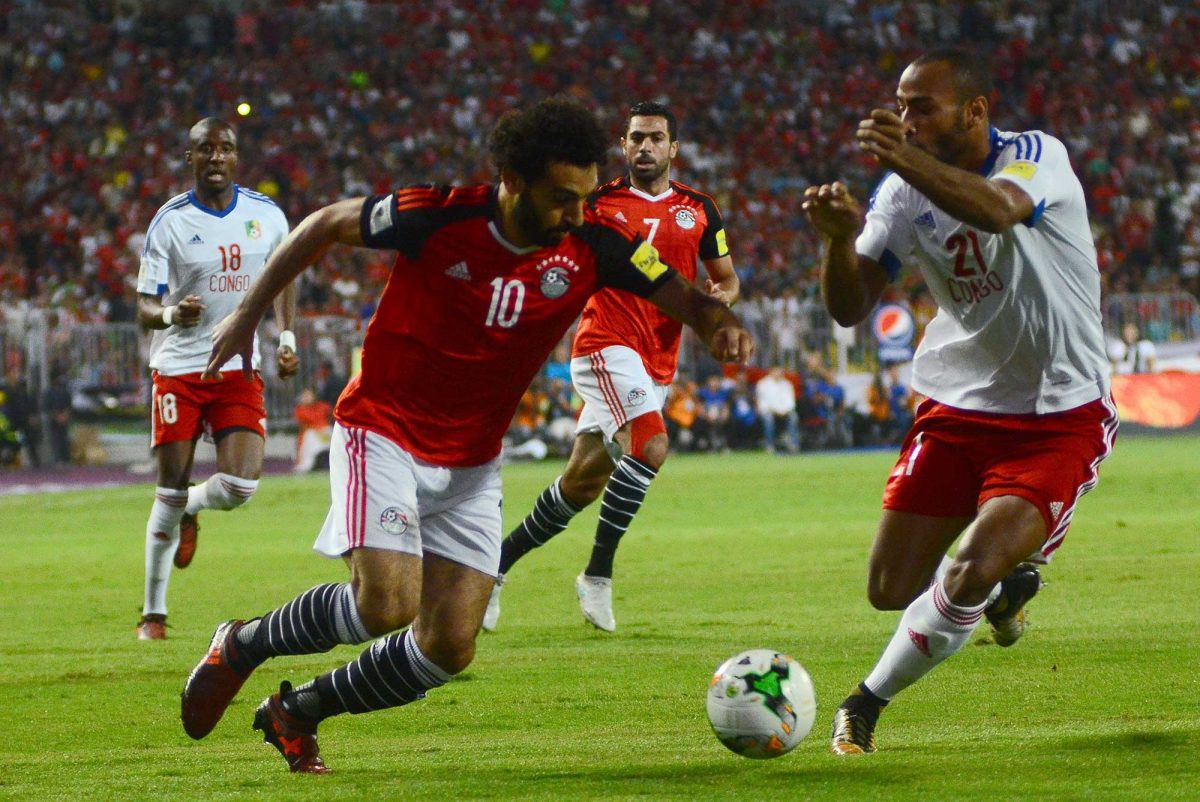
[830,684,887,755]
[985,562,1043,647]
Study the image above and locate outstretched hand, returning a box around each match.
[707,320,754,365]
[203,311,257,381]
[802,181,863,239]
[704,279,736,308]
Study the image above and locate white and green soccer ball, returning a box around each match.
[706,649,817,759]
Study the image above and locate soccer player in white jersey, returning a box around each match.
[802,49,1117,754]
[134,118,296,640]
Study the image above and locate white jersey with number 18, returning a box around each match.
[137,186,289,376]
[856,128,1110,415]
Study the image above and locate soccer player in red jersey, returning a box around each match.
[179,98,752,773]
[484,102,738,633]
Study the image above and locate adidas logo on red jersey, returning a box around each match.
[444,261,471,280]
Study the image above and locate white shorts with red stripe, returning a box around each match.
[313,423,503,576]
[571,345,669,442]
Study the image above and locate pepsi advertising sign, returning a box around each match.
[872,303,915,364]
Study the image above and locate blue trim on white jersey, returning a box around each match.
[142,195,191,255]
[879,248,902,281]
[156,282,169,296]
[979,128,1008,176]
[188,187,240,218]
[1021,198,1047,228]
[238,186,281,209]
[867,171,895,211]
[1013,133,1043,163]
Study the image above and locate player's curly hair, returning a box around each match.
[489,97,608,181]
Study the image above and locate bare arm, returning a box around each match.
[136,293,204,330]
[646,273,752,363]
[272,273,300,378]
[857,109,1033,233]
[701,254,740,307]
[204,198,365,379]
[802,181,889,327]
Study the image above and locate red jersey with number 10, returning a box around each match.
[334,185,675,467]
[573,177,729,383]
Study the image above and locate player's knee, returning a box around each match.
[942,558,1001,605]
[353,583,417,637]
[637,432,669,470]
[416,625,477,675]
[628,413,667,466]
[560,468,606,507]
[867,582,913,611]
[209,472,259,510]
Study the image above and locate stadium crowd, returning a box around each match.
[1,1,1197,327]
[0,1,1197,463]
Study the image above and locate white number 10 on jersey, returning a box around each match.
[485,277,525,328]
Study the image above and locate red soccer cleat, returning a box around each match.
[174,512,200,569]
[136,614,167,641]
[180,620,253,739]
[253,682,330,774]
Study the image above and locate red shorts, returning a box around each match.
[151,371,266,448]
[881,396,1118,560]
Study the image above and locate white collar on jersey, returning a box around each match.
[487,220,542,255]
[626,182,674,203]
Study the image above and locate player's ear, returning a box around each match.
[965,95,988,130]
[185,149,194,166]
[499,167,526,196]
[669,140,679,159]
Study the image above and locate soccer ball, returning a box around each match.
[706,649,816,759]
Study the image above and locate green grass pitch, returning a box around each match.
[1,434,1197,801]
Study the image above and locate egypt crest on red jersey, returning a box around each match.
[574,177,729,383]
[334,184,675,467]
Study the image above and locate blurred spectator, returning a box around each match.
[755,366,800,454]
[664,379,699,452]
[316,359,348,409]
[43,372,72,466]
[695,374,732,452]
[294,387,332,473]
[726,371,762,450]
[544,341,572,385]
[1,366,40,467]
[542,376,578,456]
[863,369,901,446]
[804,351,851,448]
[1111,321,1158,374]
[885,362,915,435]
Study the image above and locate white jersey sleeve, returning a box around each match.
[855,173,912,281]
[989,131,1074,228]
[137,193,189,297]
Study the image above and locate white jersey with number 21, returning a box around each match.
[856,128,1110,415]
[137,185,289,376]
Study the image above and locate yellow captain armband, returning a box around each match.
[631,240,668,281]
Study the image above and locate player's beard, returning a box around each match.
[631,157,668,187]
[515,194,570,246]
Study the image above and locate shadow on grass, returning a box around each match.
[1057,729,1197,753]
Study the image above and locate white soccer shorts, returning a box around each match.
[313,423,503,576]
[571,345,670,442]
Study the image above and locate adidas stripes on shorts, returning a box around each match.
[313,423,503,576]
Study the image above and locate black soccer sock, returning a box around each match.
[283,629,452,721]
[584,455,657,579]
[497,477,582,574]
[234,583,371,669]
